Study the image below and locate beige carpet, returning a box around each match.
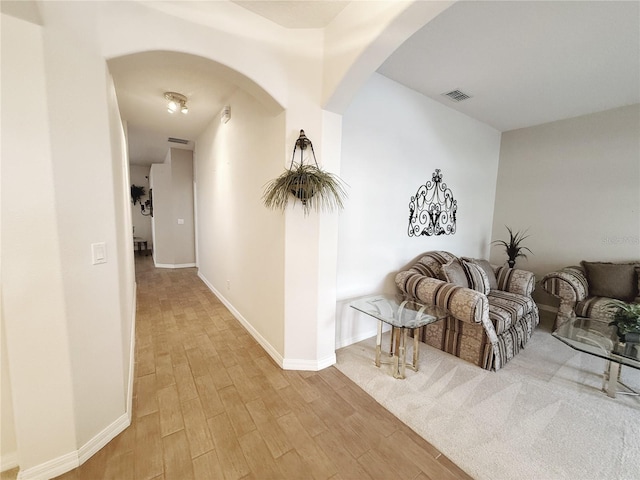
[335,317,640,480]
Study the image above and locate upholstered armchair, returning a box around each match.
[541,262,639,329]
[395,251,539,371]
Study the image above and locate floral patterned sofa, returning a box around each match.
[541,261,640,329]
[395,251,539,371]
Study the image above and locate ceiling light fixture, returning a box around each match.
[164,92,188,114]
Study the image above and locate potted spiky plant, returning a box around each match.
[263,130,347,215]
[492,226,533,268]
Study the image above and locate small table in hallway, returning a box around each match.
[133,237,149,256]
[350,294,448,379]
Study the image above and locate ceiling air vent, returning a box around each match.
[167,137,189,145]
[442,89,472,102]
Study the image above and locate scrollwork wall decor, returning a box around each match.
[408,169,457,237]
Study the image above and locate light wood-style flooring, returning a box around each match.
[53,256,472,480]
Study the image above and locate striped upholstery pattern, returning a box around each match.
[575,296,618,322]
[462,259,491,294]
[540,265,636,328]
[488,290,536,334]
[495,266,536,296]
[396,251,539,371]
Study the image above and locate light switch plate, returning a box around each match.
[92,242,107,265]
[177,218,184,225]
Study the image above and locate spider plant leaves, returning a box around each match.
[263,163,347,215]
[492,226,533,262]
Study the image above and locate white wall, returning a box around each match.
[150,150,195,267]
[1,12,78,471]
[150,160,172,266]
[129,165,152,244]
[491,104,640,304]
[2,4,133,476]
[42,0,127,450]
[171,150,196,266]
[195,88,286,358]
[107,73,136,415]
[336,73,502,346]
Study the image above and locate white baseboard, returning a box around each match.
[16,413,131,480]
[78,414,130,466]
[154,262,196,269]
[17,451,77,480]
[1,452,18,472]
[283,354,336,371]
[197,271,288,368]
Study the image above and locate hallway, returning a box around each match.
[54,257,470,480]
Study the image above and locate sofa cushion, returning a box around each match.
[581,261,639,302]
[487,290,534,335]
[461,259,491,294]
[462,257,498,290]
[442,258,470,288]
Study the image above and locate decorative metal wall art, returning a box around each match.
[408,169,457,237]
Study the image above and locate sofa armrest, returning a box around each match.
[540,266,589,320]
[495,266,536,297]
[395,270,488,325]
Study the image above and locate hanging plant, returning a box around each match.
[263,130,347,215]
[131,184,146,205]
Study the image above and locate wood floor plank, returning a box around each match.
[207,413,250,480]
[237,429,282,479]
[162,430,195,480]
[218,385,257,437]
[313,429,373,480]
[103,451,134,480]
[181,397,214,459]
[135,373,159,418]
[134,413,164,480]
[191,450,224,479]
[193,373,225,419]
[276,412,337,480]
[155,353,176,389]
[174,363,199,403]
[157,385,184,437]
[252,418,293,460]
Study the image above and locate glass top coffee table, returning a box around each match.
[350,294,448,379]
[553,316,640,398]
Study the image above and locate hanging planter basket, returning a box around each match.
[131,184,146,205]
[263,130,347,215]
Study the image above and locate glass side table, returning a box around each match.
[553,316,640,398]
[350,294,448,379]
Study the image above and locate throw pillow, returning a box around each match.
[462,257,498,290]
[442,258,470,288]
[581,261,639,302]
[461,259,491,294]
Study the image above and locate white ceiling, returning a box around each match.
[113,1,640,166]
[109,51,240,165]
[232,0,349,28]
[378,1,640,132]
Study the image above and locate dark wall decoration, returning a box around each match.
[408,169,457,237]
